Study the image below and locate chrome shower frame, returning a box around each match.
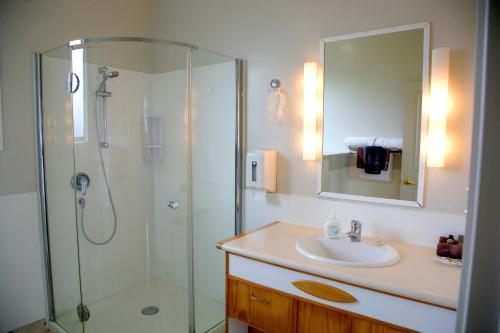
[34,36,246,333]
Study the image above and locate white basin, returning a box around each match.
[295,234,400,268]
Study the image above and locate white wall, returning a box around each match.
[153,0,476,245]
[245,191,465,248]
[154,0,476,213]
[0,192,45,332]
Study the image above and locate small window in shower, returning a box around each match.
[71,48,86,143]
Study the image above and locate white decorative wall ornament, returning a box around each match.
[266,79,287,122]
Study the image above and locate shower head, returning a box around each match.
[97,69,120,96]
[106,71,119,78]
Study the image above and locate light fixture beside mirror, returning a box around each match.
[303,62,319,161]
[427,48,450,168]
[316,23,432,207]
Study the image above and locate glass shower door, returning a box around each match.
[40,47,84,332]
[191,49,237,332]
[71,41,191,333]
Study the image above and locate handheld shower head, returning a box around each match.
[97,69,120,96]
[106,71,119,78]
[96,67,120,149]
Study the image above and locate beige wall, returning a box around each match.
[153,0,476,214]
[0,0,477,207]
[0,0,154,196]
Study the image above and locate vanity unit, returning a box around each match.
[217,222,459,333]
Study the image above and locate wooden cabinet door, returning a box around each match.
[228,277,413,333]
[351,317,409,333]
[228,279,251,323]
[249,284,296,333]
[297,302,349,333]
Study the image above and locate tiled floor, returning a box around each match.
[55,279,224,333]
[12,320,49,333]
[13,317,224,333]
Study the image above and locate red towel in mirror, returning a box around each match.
[356,147,365,168]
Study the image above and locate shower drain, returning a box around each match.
[141,306,160,315]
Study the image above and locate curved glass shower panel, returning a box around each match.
[41,46,83,332]
[73,41,190,333]
[192,49,236,332]
[191,48,236,333]
[38,37,242,333]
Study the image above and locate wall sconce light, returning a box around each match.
[427,48,450,167]
[303,62,318,161]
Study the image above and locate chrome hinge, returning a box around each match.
[67,72,80,94]
[77,303,90,322]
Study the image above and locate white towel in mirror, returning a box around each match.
[374,138,402,149]
[344,137,402,150]
[344,137,376,149]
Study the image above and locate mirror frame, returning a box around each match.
[316,22,430,207]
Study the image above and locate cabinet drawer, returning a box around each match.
[229,254,456,333]
[228,278,296,333]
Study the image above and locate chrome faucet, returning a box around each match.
[347,220,362,242]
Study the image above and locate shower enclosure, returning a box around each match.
[34,37,244,333]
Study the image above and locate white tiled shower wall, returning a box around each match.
[151,60,236,310]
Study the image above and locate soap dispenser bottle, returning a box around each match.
[324,210,341,239]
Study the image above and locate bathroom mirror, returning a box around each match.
[318,23,430,207]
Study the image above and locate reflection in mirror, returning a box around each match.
[319,24,429,207]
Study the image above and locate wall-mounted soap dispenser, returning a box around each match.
[246,150,277,192]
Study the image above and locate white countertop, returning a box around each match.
[220,222,461,309]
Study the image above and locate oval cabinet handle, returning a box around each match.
[403,177,416,185]
[292,280,357,303]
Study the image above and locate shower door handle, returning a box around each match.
[67,72,80,94]
[166,201,179,209]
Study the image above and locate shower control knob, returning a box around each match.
[71,172,90,195]
[166,201,179,209]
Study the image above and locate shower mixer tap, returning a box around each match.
[80,178,88,196]
[71,172,90,196]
